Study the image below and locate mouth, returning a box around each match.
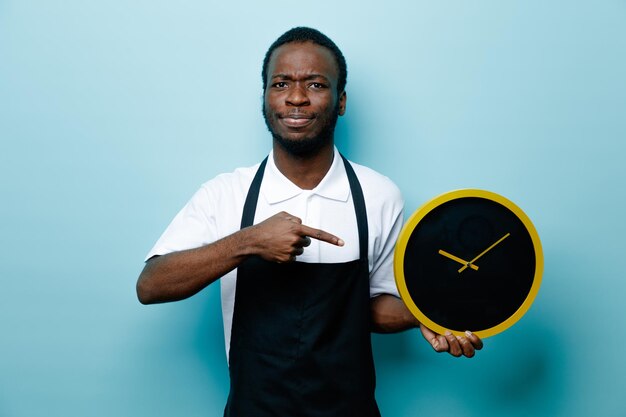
[279,113,315,129]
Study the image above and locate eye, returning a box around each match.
[272,81,288,89]
[310,82,327,89]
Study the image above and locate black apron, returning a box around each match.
[224,155,380,417]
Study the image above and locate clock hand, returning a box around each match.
[438,250,479,271]
[458,232,511,273]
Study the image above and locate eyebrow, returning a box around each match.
[271,73,330,82]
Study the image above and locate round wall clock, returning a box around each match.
[394,189,543,338]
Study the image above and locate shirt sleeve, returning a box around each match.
[144,185,217,261]
[368,180,404,298]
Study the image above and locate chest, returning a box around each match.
[216,190,360,263]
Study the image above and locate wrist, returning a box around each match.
[235,225,262,257]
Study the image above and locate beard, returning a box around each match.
[262,100,340,157]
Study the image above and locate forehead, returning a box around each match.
[267,41,339,81]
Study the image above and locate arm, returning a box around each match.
[137,226,253,304]
[370,293,419,333]
[137,211,343,304]
[370,294,484,358]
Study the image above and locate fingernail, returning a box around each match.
[465,331,472,337]
[337,239,345,246]
[445,331,452,336]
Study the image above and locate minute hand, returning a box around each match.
[458,233,510,273]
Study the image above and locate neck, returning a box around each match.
[272,140,335,190]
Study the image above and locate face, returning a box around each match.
[263,41,346,156]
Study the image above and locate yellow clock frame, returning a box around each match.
[394,189,544,338]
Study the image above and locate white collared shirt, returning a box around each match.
[146,147,404,356]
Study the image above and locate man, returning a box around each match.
[137,27,482,417]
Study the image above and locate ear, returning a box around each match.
[338,91,347,116]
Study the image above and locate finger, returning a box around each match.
[457,336,475,358]
[299,224,344,246]
[436,335,449,352]
[444,332,462,357]
[464,331,483,350]
[292,246,304,256]
[295,236,311,248]
[277,254,296,264]
[420,324,448,353]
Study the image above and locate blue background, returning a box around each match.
[1,1,625,416]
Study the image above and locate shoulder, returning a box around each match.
[182,161,262,221]
[347,160,404,208]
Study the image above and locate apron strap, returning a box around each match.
[240,157,268,229]
[340,154,369,261]
[240,154,369,261]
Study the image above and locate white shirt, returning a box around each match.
[146,147,404,356]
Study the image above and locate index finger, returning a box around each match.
[464,331,483,350]
[299,224,344,247]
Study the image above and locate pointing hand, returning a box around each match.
[249,211,344,263]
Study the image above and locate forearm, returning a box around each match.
[370,294,419,333]
[137,211,343,304]
[136,227,255,304]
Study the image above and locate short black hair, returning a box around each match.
[262,27,347,94]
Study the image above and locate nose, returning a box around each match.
[286,83,310,107]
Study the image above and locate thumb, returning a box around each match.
[419,323,448,352]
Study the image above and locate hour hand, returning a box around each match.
[438,250,479,271]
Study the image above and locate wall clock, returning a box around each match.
[394,189,543,338]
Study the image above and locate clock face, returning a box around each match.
[394,189,543,338]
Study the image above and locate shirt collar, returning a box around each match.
[261,147,351,205]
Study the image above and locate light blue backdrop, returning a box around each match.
[1,1,625,416]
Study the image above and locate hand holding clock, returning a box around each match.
[419,323,483,357]
[371,294,483,357]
